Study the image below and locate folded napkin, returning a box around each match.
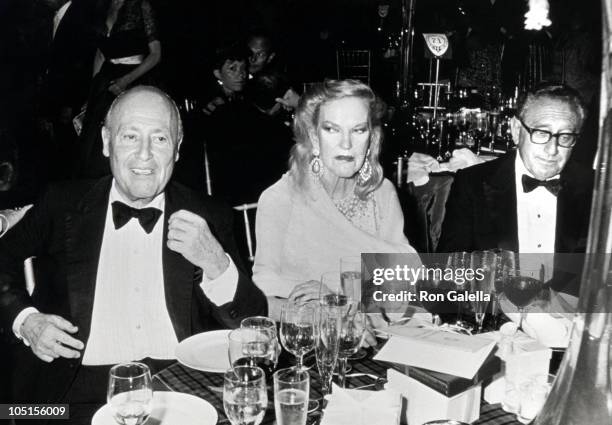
[407,152,440,186]
[504,312,571,348]
[438,148,486,172]
[320,384,401,425]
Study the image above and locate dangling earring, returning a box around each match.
[310,148,322,177]
[359,157,372,183]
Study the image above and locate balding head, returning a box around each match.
[105,86,183,143]
[101,86,184,207]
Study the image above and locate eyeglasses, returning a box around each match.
[517,117,579,148]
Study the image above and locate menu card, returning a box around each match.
[374,328,496,379]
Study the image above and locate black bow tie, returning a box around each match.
[521,174,563,196]
[111,201,162,234]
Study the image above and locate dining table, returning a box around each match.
[152,348,523,425]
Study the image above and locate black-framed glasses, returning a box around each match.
[517,117,579,148]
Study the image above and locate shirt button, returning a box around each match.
[537,214,541,218]
[537,244,542,248]
[136,325,142,330]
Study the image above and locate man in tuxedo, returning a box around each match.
[0,86,267,420]
[438,83,593,294]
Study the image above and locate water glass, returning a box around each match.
[223,366,267,425]
[241,316,280,367]
[273,368,309,425]
[447,251,471,328]
[107,362,153,425]
[228,327,276,378]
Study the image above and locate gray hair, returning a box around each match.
[289,79,386,199]
[517,83,586,130]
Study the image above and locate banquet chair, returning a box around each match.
[233,203,258,262]
[336,49,371,84]
[24,256,35,296]
[204,142,212,196]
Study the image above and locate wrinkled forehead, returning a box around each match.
[110,92,178,134]
[522,97,582,129]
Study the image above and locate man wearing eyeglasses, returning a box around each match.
[438,83,593,295]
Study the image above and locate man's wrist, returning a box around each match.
[202,252,230,280]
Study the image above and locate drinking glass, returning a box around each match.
[320,271,358,308]
[107,362,153,425]
[241,316,280,368]
[447,252,472,329]
[340,256,367,360]
[315,306,341,397]
[336,310,366,387]
[280,303,316,370]
[469,251,496,333]
[503,268,545,330]
[491,249,517,327]
[273,368,310,425]
[223,366,267,425]
[416,263,454,325]
[228,327,276,379]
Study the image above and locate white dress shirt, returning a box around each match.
[514,153,558,253]
[14,181,238,364]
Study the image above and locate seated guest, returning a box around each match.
[253,79,417,321]
[0,86,266,421]
[438,83,593,295]
[247,30,277,76]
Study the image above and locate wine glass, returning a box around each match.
[469,251,496,333]
[223,365,267,425]
[241,316,280,368]
[315,306,341,397]
[107,362,153,425]
[491,249,517,327]
[280,303,315,370]
[340,256,367,360]
[504,268,545,330]
[320,271,354,307]
[416,263,454,326]
[228,327,276,379]
[336,310,366,387]
[447,252,472,329]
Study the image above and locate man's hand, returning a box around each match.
[21,313,84,363]
[275,88,300,111]
[167,210,229,279]
[0,205,33,235]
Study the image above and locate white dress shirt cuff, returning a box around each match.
[0,213,9,237]
[12,307,40,346]
[199,254,238,306]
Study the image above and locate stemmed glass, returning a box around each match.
[280,302,319,413]
[503,268,545,330]
[416,263,454,326]
[107,362,153,425]
[280,303,316,370]
[340,256,367,360]
[447,252,472,329]
[320,271,365,387]
[228,327,276,379]
[241,316,280,369]
[469,251,496,333]
[223,365,267,425]
[491,249,517,327]
[314,306,341,397]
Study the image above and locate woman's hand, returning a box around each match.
[108,76,130,95]
[288,280,328,305]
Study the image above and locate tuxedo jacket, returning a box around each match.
[0,177,267,402]
[437,151,593,254]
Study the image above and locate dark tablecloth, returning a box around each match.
[155,354,522,425]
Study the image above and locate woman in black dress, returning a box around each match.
[76,0,161,178]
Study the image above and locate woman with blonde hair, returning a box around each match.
[253,79,416,320]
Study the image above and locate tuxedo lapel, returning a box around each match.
[64,177,112,343]
[556,161,594,252]
[482,153,519,251]
[162,182,198,341]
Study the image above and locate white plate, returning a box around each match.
[175,329,231,373]
[92,391,217,425]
